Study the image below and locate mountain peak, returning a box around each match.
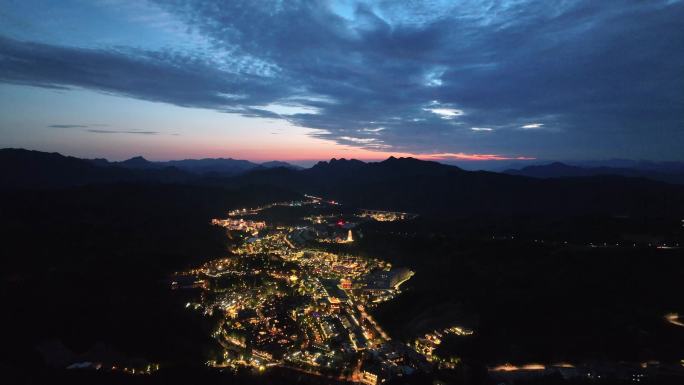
[381,156,420,163]
[377,156,462,172]
[548,161,569,167]
[122,156,149,163]
[260,161,300,170]
[311,158,365,172]
[118,156,159,170]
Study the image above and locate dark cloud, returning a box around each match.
[1,0,683,159]
[87,129,158,135]
[49,124,89,128]
[48,124,108,128]
[0,36,289,111]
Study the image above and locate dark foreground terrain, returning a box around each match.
[1,149,683,384]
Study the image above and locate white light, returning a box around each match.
[423,107,464,119]
[339,136,380,144]
[521,123,544,129]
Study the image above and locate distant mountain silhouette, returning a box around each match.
[225,157,684,217]
[260,161,303,170]
[4,149,684,218]
[0,149,191,189]
[0,149,301,190]
[93,156,301,176]
[118,155,158,169]
[163,158,257,175]
[505,162,684,184]
[575,159,684,173]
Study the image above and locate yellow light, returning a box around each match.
[554,362,575,368]
[491,364,518,372]
[665,313,684,327]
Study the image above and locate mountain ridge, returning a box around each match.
[4,148,684,218]
[90,155,302,175]
[222,155,684,218]
[0,148,192,189]
[505,161,684,184]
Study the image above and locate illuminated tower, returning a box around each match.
[347,229,354,242]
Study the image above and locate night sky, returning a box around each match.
[1,0,682,165]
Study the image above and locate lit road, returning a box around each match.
[665,313,684,327]
[357,304,391,341]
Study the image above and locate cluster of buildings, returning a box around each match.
[414,325,474,368]
[174,197,430,383]
[358,209,417,222]
[227,197,323,218]
[211,218,266,235]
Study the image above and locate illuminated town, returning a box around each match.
[358,209,418,223]
[170,197,452,384]
[169,196,684,384]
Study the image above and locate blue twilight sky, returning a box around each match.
[0,0,682,165]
